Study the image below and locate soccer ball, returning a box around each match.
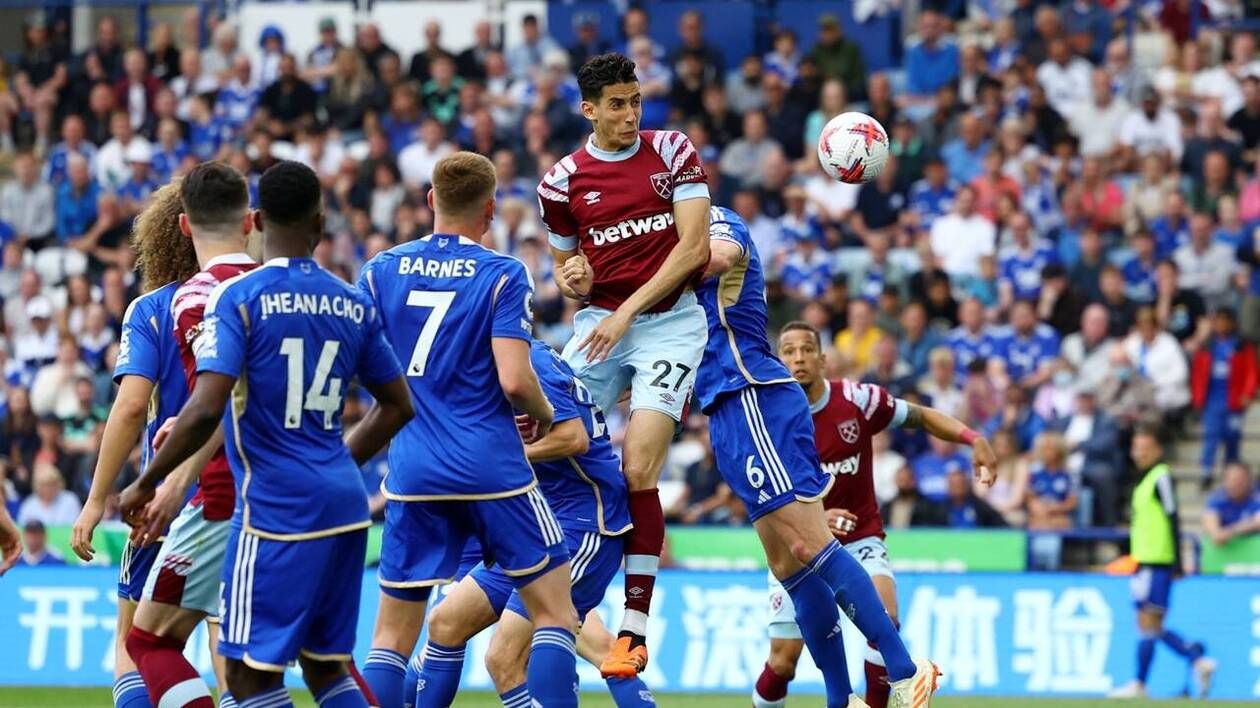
[817,112,889,184]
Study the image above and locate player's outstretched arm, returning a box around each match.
[346,376,415,466]
[120,372,235,517]
[521,417,590,462]
[71,374,153,561]
[619,196,711,318]
[902,402,997,486]
[493,337,555,437]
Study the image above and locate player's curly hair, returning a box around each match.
[577,53,637,102]
[132,179,200,293]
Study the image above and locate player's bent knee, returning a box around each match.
[484,644,526,689]
[426,601,470,645]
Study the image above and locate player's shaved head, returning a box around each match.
[430,151,497,222]
[180,161,249,232]
[258,160,322,228]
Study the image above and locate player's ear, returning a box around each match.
[484,197,496,224]
[580,99,596,121]
[178,212,192,238]
[251,210,265,235]
[426,188,436,213]
[241,209,254,236]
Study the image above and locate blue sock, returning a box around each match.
[363,648,407,708]
[606,676,655,707]
[783,566,851,708]
[314,675,368,708]
[528,627,578,708]
[415,641,465,707]
[113,672,151,708]
[220,692,238,708]
[1137,634,1157,683]
[402,652,423,708]
[499,683,531,708]
[1159,629,1203,660]
[808,540,915,681]
[239,687,293,708]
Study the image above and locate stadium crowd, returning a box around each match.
[2,2,1260,567]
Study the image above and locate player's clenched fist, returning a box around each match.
[560,254,594,297]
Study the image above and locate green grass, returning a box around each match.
[3,688,1257,707]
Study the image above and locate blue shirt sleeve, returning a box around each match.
[536,358,582,425]
[113,297,161,384]
[491,262,535,341]
[356,304,404,386]
[194,285,246,378]
[709,215,749,258]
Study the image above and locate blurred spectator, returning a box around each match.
[567,16,609,72]
[999,212,1055,308]
[1023,432,1078,530]
[986,384,1047,452]
[665,432,738,525]
[809,14,866,100]
[215,55,260,138]
[911,436,972,503]
[408,18,454,85]
[881,465,948,528]
[18,520,65,566]
[1174,212,1237,310]
[1120,86,1184,164]
[1124,306,1191,414]
[948,297,997,375]
[726,55,767,115]
[871,431,906,506]
[259,53,317,140]
[972,150,1021,223]
[898,303,945,378]
[1059,388,1123,525]
[1037,38,1092,117]
[1038,264,1088,335]
[864,336,915,397]
[834,299,884,374]
[1,152,55,245]
[1229,76,1260,168]
[304,17,344,93]
[398,118,455,189]
[15,297,58,374]
[918,347,965,419]
[31,338,93,419]
[669,11,724,83]
[1124,153,1179,236]
[1154,259,1208,349]
[356,23,399,80]
[325,49,376,135]
[941,114,990,184]
[507,14,560,80]
[1063,304,1115,390]
[931,185,996,279]
[1000,299,1060,387]
[1191,308,1257,479]
[944,468,1007,527]
[765,29,802,86]
[1095,264,1139,337]
[904,10,960,104]
[114,48,160,132]
[9,13,67,151]
[761,72,806,159]
[1202,462,1260,545]
[720,111,781,190]
[909,155,959,231]
[16,463,81,527]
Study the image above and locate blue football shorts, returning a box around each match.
[562,291,707,422]
[708,383,832,523]
[1131,564,1175,612]
[472,527,625,619]
[217,526,367,671]
[378,486,568,601]
[118,541,162,601]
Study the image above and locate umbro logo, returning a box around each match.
[584,191,601,204]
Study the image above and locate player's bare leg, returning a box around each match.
[364,591,430,706]
[127,601,214,708]
[414,577,503,706]
[754,638,804,708]
[111,599,152,708]
[605,408,675,677]
[514,563,582,707]
[206,620,232,706]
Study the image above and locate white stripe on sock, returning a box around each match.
[156,678,211,708]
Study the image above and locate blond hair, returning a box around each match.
[133,179,201,292]
[431,152,497,220]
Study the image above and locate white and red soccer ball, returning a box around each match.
[817,111,889,184]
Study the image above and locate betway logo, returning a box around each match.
[823,454,860,477]
[589,212,674,246]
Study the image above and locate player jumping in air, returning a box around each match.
[538,52,712,676]
[405,338,653,708]
[70,180,215,708]
[759,321,998,708]
[694,206,987,708]
[118,162,259,708]
[359,152,580,708]
[1109,428,1216,699]
[126,161,414,708]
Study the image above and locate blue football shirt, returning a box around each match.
[114,281,189,473]
[197,257,403,538]
[358,234,536,498]
[694,206,796,413]
[530,339,631,536]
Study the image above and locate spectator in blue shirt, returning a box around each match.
[18,521,66,567]
[912,436,972,502]
[985,384,1047,452]
[905,11,960,103]
[115,141,158,218]
[948,297,998,376]
[150,118,188,183]
[999,211,1058,308]
[899,302,944,378]
[998,300,1061,386]
[187,94,229,161]
[1061,0,1113,62]
[55,155,99,243]
[380,84,423,156]
[780,230,832,302]
[1122,230,1159,304]
[1150,191,1190,259]
[944,469,1007,528]
[214,55,260,138]
[909,155,958,231]
[1025,432,1079,530]
[941,114,990,184]
[44,116,98,185]
[1203,462,1260,545]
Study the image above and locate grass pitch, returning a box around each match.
[1,688,1254,707]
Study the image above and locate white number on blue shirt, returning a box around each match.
[572,376,608,439]
[279,338,344,430]
[405,290,455,377]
